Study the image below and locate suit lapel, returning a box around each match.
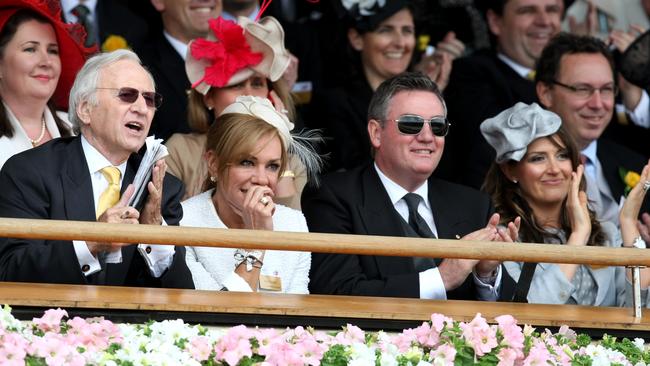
[61,138,96,221]
[597,142,625,200]
[357,166,414,274]
[428,179,474,239]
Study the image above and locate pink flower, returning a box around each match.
[32,308,68,333]
[495,315,524,357]
[523,341,551,366]
[431,344,456,366]
[0,332,28,365]
[430,313,452,332]
[497,347,518,366]
[413,322,440,347]
[393,329,418,353]
[460,313,498,357]
[213,325,254,365]
[187,336,213,361]
[334,324,365,345]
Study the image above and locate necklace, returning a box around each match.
[29,117,46,147]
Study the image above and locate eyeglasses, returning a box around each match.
[96,87,163,109]
[391,114,451,136]
[551,80,618,99]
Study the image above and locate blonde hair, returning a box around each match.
[202,113,288,191]
[187,78,295,134]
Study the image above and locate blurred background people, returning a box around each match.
[482,102,650,306]
[308,0,460,173]
[137,0,221,141]
[441,0,563,188]
[181,96,320,292]
[165,15,308,209]
[0,0,89,168]
[61,0,149,50]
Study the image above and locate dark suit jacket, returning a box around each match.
[440,50,538,188]
[307,76,374,172]
[598,138,650,213]
[96,0,149,49]
[0,137,193,288]
[301,164,515,300]
[136,33,192,141]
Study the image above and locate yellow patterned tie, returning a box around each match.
[96,167,121,218]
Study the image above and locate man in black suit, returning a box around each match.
[61,0,149,50]
[535,33,649,230]
[136,0,221,141]
[440,0,562,188]
[302,72,517,300]
[0,50,193,288]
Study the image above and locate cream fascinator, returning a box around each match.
[221,96,322,183]
[185,16,291,95]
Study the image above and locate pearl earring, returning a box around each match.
[210,176,216,183]
[513,179,518,184]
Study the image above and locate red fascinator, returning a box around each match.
[0,0,94,109]
[185,16,291,95]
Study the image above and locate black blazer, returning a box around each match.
[95,0,149,49]
[0,137,193,288]
[136,33,192,141]
[440,50,538,188]
[307,76,374,172]
[301,164,515,300]
[598,138,650,213]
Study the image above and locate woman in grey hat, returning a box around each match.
[481,102,650,306]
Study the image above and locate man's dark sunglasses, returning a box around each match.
[393,114,450,136]
[96,87,163,109]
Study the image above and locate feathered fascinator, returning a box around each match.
[185,16,291,95]
[0,0,94,109]
[337,0,409,32]
[221,96,322,183]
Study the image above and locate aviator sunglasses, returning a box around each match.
[96,87,163,109]
[392,114,451,137]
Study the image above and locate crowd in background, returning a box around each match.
[1,0,650,307]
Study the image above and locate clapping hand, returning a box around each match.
[566,164,591,246]
[88,184,138,257]
[140,159,165,226]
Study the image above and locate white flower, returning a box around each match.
[633,338,646,350]
[349,342,377,365]
[0,304,23,331]
[341,0,387,16]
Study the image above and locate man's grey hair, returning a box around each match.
[68,49,155,133]
[367,72,447,127]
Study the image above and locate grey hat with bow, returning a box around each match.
[480,102,562,163]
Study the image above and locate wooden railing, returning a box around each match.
[1,218,649,333]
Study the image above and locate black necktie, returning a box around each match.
[72,4,95,47]
[403,193,435,238]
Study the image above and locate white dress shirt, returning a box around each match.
[374,163,501,300]
[73,135,174,277]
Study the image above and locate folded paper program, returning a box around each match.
[128,136,168,208]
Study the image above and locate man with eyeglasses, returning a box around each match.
[0,50,194,288]
[302,72,518,300]
[536,33,650,231]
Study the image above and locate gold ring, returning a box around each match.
[259,196,270,206]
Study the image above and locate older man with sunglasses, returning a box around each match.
[302,72,518,300]
[0,50,193,288]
